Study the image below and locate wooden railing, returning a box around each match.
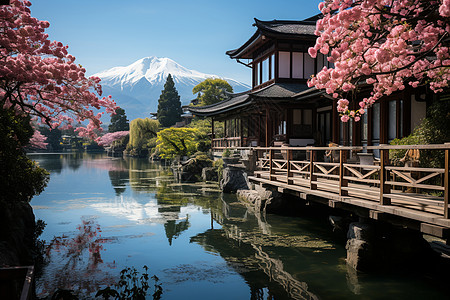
[212,137,241,148]
[0,266,35,300]
[247,144,450,219]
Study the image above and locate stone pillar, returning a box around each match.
[346,221,375,271]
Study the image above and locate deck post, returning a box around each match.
[287,148,292,185]
[211,117,215,149]
[444,146,449,218]
[269,148,274,181]
[339,148,348,196]
[380,147,391,205]
[310,149,317,190]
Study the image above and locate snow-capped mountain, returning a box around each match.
[94,56,250,121]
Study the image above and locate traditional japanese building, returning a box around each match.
[188,15,433,153]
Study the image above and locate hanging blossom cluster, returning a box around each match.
[97,131,129,147]
[308,0,450,122]
[0,0,117,138]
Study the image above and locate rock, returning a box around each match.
[0,201,36,266]
[220,166,250,193]
[347,222,374,240]
[345,222,375,271]
[236,185,284,212]
[346,238,373,271]
[202,167,218,182]
[179,155,213,182]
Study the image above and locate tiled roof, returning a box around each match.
[188,83,312,116]
[226,17,318,59]
[253,19,317,36]
[188,93,252,116]
[250,82,310,98]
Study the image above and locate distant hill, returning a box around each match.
[93,56,250,121]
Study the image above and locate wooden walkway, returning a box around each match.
[235,144,450,239]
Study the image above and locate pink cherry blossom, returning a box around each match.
[341,115,350,122]
[97,131,129,147]
[0,0,118,139]
[309,0,450,121]
[28,130,48,149]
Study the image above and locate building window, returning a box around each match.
[304,54,315,79]
[279,51,290,78]
[388,100,397,142]
[270,54,275,80]
[360,109,368,148]
[292,52,304,79]
[262,58,269,83]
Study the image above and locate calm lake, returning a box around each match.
[29,152,447,299]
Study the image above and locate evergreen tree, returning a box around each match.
[108,108,129,132]
[157,74,182,128]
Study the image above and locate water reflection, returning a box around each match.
[40,218,115,298]
[191,195,329,300]
[30,153,448,299]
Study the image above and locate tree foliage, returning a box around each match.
[0,108,49,203]
[156,128,199,159]
[129,118,159,149]
[108,107,129,133]
[390,100,450,168]
[192,78,233,106]
[157,74,182,128]
[0,0,117,139]
[308,0,450,122]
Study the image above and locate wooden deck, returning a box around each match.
[227,144,450,238]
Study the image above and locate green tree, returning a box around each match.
[0,109,49,203]
[192,78,233,106]
[157,74,182,128]
[39,126,62,151]
[390,100,450,168]
[108,108,129,133]
[127,118,159,156]
[156,128,199,159]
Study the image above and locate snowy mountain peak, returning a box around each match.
[93,56,250,120]
[95,56,216,86]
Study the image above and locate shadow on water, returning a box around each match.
[30,153,450,299]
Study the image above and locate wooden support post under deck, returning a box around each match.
[339,149,348,196]
[286,148,292,185]
[380,148,391,205]
[309,150,317,190]
[269,148,275,181]
[444,147,449,219]
[211,117,215,149]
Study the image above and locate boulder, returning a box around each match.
[345,222,375,271]
[236,184,284,212]
[220,166,250,193]
[179,155,213,182]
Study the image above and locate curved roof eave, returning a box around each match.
[226,31,262,59]
[189,98,254,117]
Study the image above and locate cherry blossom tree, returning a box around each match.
[28,129,48,149]
[308,0,450,122]
[0,0,117,138]
[97,131,129,147]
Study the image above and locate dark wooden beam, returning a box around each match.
[420,223,450,239]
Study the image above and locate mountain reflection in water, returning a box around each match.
[29,153,448,299]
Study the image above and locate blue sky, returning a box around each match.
[31,0,322,85]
